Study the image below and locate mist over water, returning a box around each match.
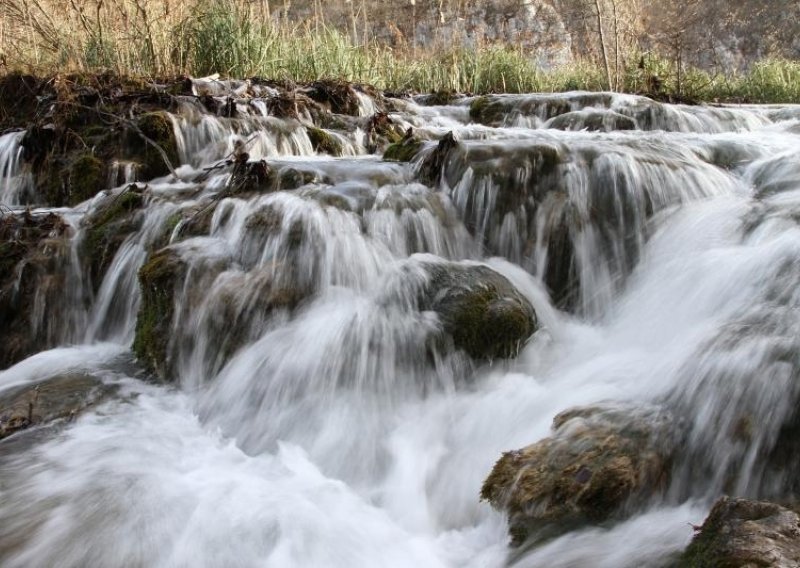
[2,87,800,567]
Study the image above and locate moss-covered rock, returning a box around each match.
[481,404,675,545]
[470,94,574,126]
[305,80,364,116]
[132,247,187,380]
[420,262,537,359]
[126,111,179,180]
[81,187,146,290]
[67,152,106,204]
[307,127,344,156]
[0,373,116,441]
[420,90,463,106]
[384,134,423,163]
[365,111,405,153]
[679,497,800,568]
[469,95,506,125]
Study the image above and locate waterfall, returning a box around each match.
[2,89,800,567]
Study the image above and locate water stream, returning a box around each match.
[2,87,800,567]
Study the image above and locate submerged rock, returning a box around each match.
[679,497,800,568]
[383,130,424,162]
[420,261,537,359]
[0,373,116,441]
[481,404,675,545]
[306,127,344,156]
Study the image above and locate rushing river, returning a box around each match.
[1,84,800,567]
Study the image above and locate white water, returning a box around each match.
[0,130,35,205]
[2,91,800,567]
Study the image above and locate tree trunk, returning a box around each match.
[594,0,613,90]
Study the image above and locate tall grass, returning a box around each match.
[0,0,798,102]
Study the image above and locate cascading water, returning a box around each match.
[0,130,35,205]
[2,85,800,567]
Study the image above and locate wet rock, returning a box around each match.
[470,95,572,126]
[277,167,322,190]
[126,111,179,180]
[419,131,459,185]
[307,127,344,156]
[198,270,309,372]
[547,110,636,132]
[81,186,147,290]
[679,497,800,568]
[17,78,183,200]
[384,129,423,162]
[0,211,74,369]
[469,95,510,126]
[420,261,537,359]
[265,91,320,120]
[304,80,378,116]
[365,112,404,153]
[133,247,188,380]
[418,91,464,106]
[481,404,674,545]
[174,203,216,240]
[0,373,116,441]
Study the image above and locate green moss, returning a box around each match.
[307,127,344,156]
[152,211,183,249]
[481,405,672,546]
[422,263,536,360]
[128,112,179,180]
[68,152,105,205]
[469,95,506,125]
[383,138,423,162]
[82,189,145,288]
[133,248,185,380]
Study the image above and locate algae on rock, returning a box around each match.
[679,497,800,568]
[481,403,676,546]
[133,247,187,380]
[419,261,537,360]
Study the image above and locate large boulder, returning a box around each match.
[679,497,800,568]
[420,261,537,360]
[481,404,675,545]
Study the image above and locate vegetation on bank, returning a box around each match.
[0,0,799,103]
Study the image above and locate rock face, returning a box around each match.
[0,373,115,440]
[680,497,800,568]
[0,211,77,369]
[420,262,537,359]
[132,247,189,381]
[81,186,147,290]
[481,404,674,545]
